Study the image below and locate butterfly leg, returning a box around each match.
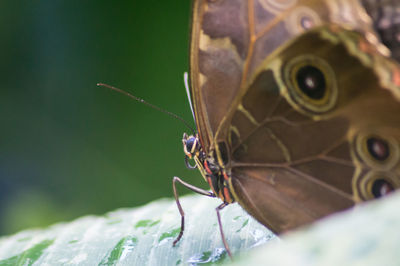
[172,176,216,246]
[216,202,232,259]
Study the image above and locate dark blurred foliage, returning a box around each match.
[0,1,206,235]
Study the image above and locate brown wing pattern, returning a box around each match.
[189,0,379,151]
[229,28,400,233]
[190,0,400,233]
[190,0,249,150]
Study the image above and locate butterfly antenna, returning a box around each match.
[97,83,196,135]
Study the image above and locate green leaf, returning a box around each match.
[232,191,400,266]
[0,195,275,265]
[1,192,399,265]
[0,239,54,266]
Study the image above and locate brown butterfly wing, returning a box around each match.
[229,28,400,233]
[189,0,377,150]
[190,0,400,233]
[189,0,249,149]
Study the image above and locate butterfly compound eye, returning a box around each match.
[185,136,199,155]
[185,137,194,151]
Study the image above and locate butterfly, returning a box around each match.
[172,0,400,258]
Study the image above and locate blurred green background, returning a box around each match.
[0,1,205,236]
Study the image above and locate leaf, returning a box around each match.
[232,191,400,266]
[0,195,275,265]
[1,191,399,265]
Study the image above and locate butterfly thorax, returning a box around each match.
[182,133,234,204]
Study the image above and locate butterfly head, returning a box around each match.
[182,133,201,159]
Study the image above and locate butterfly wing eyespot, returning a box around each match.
[352,132,400,200]
[366,137,390,161]
[354,132,400,170]
[371,179,394,198]
[295,65,326,100]
[283,54,338,114]
[285,6,322,34]
[355,171,400,200]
